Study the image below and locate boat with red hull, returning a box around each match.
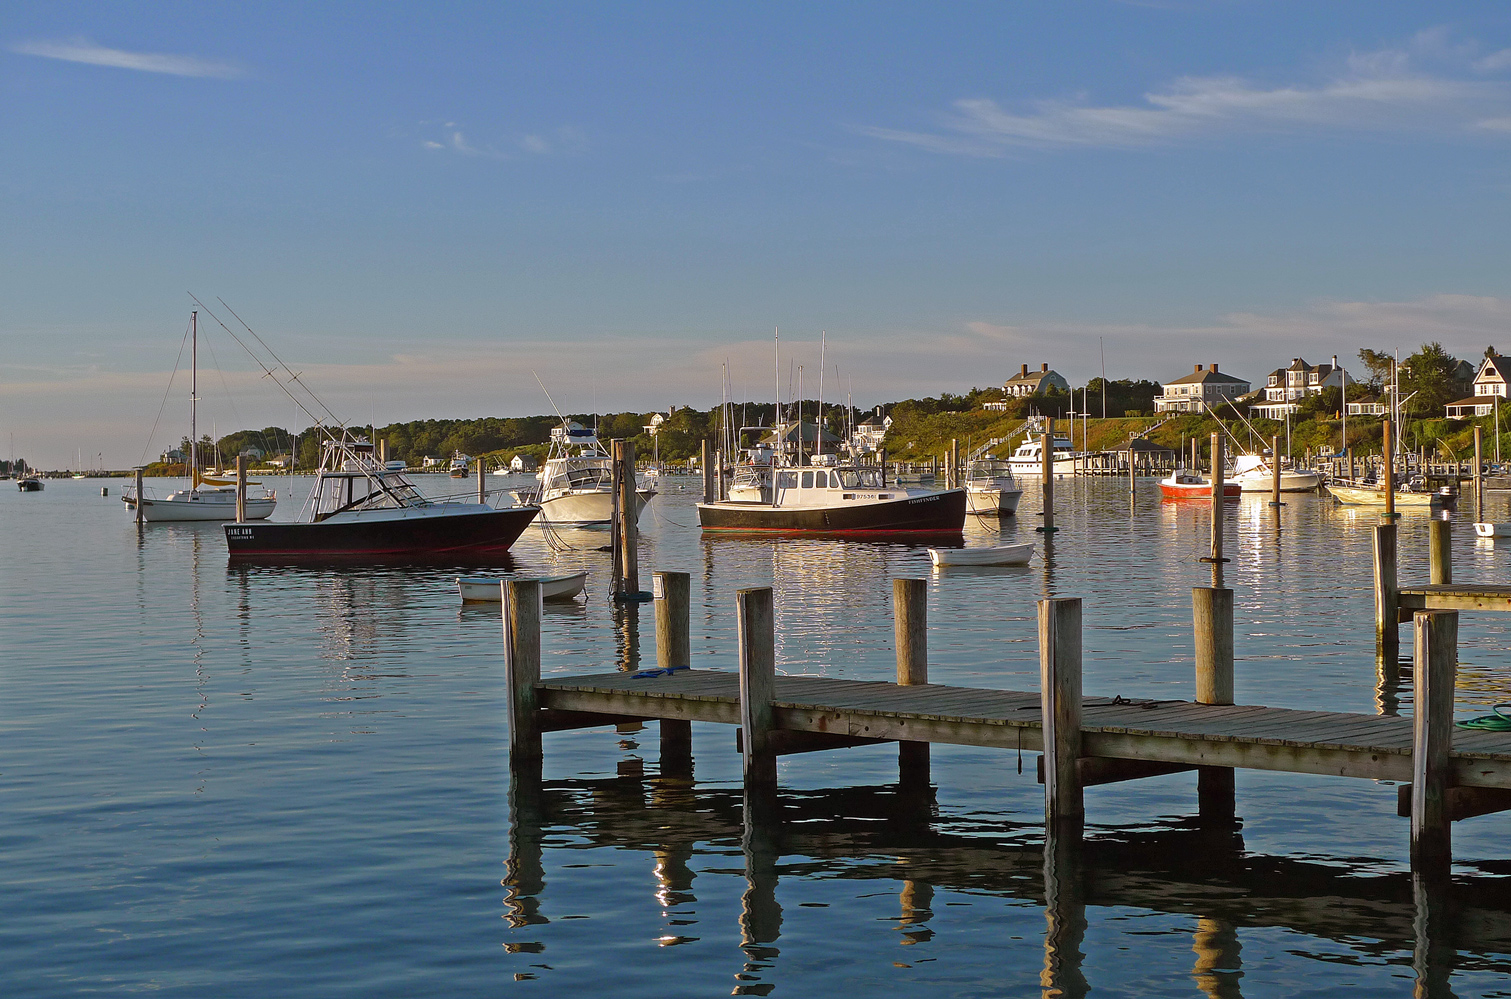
[224,437,538,558]
[1159,471,1241,500]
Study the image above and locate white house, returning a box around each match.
[1250,356,1349,419]
[1154,364,1251,414]
[851,413,891,454]
[509,454,540,472]
[1004,363,1070,398]
[1445,355,1510,418]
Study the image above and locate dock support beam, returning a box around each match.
[1374,523,1399,654]
[1039,418,1057,534]
[1411,610,1458,871]
[655,571,693,776]
[1429,519,1452,586]
[894,578,929,790]
[134,467,145,524]
[1383,418,1397,519]
[738,587,778,789]
[478,459,486,505]
[1193,587,1237,824]
[505,579,543,763]
[700,440,714,503]
[1475,424,1484,524]
[235,455,247,523]
[1039,597,1083,835]
[611,440,640,599]
[1270,435,1282,510]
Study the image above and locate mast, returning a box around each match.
[817,331,826,458]
[190,310,198,488]
[773,328,780,432]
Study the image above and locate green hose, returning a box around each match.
[1457,703,1511,731]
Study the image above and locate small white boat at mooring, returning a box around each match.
[1475,523,1511,538]
[456,571,589,603]
[928,542,1035,567]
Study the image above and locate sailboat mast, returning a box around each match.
[817,331,825,458]
[190,310,198,486]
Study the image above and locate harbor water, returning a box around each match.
[5,475,1511,996]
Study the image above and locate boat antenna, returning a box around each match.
[532,370,569,427]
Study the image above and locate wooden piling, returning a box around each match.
[1474,424,1484,524]
[701,440,714,503]
[504,579,543,762]
[1429,519,1451,586]
[1194,586,1237,824]
[235,455,247,523]
[613,440,639,597]
[1039,597,1083,833]
[737,587,777,788]
[1270,435,1282,510]
[879,447,887,488]
[950,438,960,489]
[1410,610,1458,870]
[134,467,144,525]
[654,571,693,772]
[477,458,486,505]
[1374,523,1399,652]
[1206,433,1225,570]
[1383,419,1396,519]
[894,578,929,786]
[1039,419,1056,533]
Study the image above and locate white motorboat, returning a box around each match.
[1475,523,1511,538]
[124,310,277,522]
[1325,480,1453,508]
[1230,454,1323,493]
[963,458,1022,516]
[928,542,1034,566]
[1006,433,1081,477]
[511,422,654,526]
[456,571,589,603]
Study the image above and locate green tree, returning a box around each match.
[1400,342,1462,417]
[1357,349,1394,391]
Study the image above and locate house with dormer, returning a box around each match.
[1154,364,1250,413]
[1004,363,1070,398]
[1250,356,1349,418]
[1445,355,1511,418]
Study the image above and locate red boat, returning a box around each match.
[1159,471,1241,500]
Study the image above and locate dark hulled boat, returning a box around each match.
[225,438,537,558]
[698,463,966,536]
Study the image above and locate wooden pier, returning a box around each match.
[506,560,1511,874]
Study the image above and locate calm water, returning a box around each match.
[5,474,1511,996]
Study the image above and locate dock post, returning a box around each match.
[1374,523,1400,653]
[134,467,144,524]
[1475,424,1484,524]
[1039,418,1057,534]
[478,459,486,505]
[504,579,543,763]
[613,440,640,598]
[951,438,960,489]
[1193,587,1237,824]
[700,440,714,503]
[879,447,887,488]
[235,455,247,523]
[1270,435,1282,510]
[1429,519,1452,586]
[1410,610,1458,871]
[1383,418,1397,519]
[737,587,778,789]
[894,578,929,790]
[1038,597,1083,835]
[654,571,693,775]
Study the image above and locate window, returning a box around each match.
[801,471,813,488]
[813,471,828,488]
[777,471,797,489]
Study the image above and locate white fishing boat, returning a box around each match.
[511,422,654,526]
[456,571,589,603]
[1325,481,1452,508]
[1007,433,1081,476]
[964,458,1023,516]
[928,542,1034,566]
[1475,523,1511,538]
[124,311,277,522]
[1230,453,1323,493]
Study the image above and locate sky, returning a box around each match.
[5,1,1511,468]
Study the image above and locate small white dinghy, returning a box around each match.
[457,571,589,603]
[1475,523,1511,538]
[928,542,1034,567]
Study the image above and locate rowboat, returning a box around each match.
[1158,471,1241,500]
[1475,523,1511,538]
[927,542,1034,566]
[457,571,589,603]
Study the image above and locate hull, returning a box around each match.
[1325,484,1444,507]
[537,488,653,526]
[457,571,588,602]
[1160,481,1241,499]
[966,486,1022,516]
[134,495,277,522]
[225,506,538,557]
[1235,470,1323,493]
[929,543,1034,566]
[1008,457,1080,477]
[697,489,966,535]
[1475,523,1511,538]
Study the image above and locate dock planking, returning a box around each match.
[537,668,1511,788]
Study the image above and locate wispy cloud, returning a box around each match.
[10,37,243,79]
[861,35,1511,154]
[418,122,588,160]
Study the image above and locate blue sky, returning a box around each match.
[5,2,1511,466]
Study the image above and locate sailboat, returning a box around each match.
[124,311,278,522]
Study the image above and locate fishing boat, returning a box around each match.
[224,436,538,557]
[928,542,1034,566]
[17,477,42,492]
[1007,432,1080,477]
[1230,454,1323,493]
[1475,523,1511,538]
[456,571,589,603]
[963,458,1022,516]
[698,461,966,535]
[124,311,278,522]
[449,452,471,478]
[1159,471,1241,499]
[1325,480,1453,508]
[511,421,654,526]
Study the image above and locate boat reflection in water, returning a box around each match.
[503,759,1511,996]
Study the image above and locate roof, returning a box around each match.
[1164,368,1250,386]
[1478,356,1511,381]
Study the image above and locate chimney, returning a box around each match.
[1041,363,1049,372]
[1020,364,1028,377]
[1194,364,1202,373]
[1332,354,1338,368]
[1210,363,1219,372]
